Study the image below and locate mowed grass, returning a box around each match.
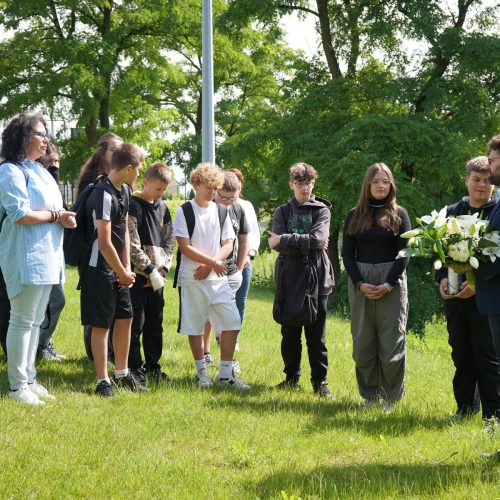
[0,267,498,499]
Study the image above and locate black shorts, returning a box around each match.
[80,266,133,329]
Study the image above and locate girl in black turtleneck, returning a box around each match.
[342,162,410,412]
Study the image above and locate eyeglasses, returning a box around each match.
[293,181,314,189]
[488,156,500,165]
[217,191,236,202]
[34,131,50,140]
[369,180,391,186]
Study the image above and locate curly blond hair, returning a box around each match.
[190,163,224,188]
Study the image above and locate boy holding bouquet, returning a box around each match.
[436,156,500,422]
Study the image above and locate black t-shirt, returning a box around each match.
[85,177,130,270]
[226,201,249,275]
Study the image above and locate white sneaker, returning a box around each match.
[196,368,213,389]
[232,359,242,375]
[8,386,45,406]
[29,381,56,400]
[215,373,251,391]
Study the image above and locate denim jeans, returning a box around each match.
[38,283,66,347]
[7,284,52,390]
[235,266,252,323]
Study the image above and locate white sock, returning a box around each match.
[219,361,233,379]
[97,377,111,384]
[114,368,129,379]
[195,359,206,372]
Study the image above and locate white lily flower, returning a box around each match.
[469,256,479,269]
[400,229,421,238]
[447,218,461,235]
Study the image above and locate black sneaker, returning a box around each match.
[313,381,335,400]
[95,380,114,398]
[276,377,300,390]
[112,373,138,392]
[130,369,149,391]
[146,369,169,384]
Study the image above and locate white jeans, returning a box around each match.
[7,284,52,390]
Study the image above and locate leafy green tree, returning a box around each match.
[220,0,500,333]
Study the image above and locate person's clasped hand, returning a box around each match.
[58,210,76,229]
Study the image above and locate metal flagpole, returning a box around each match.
[201,0,215,163]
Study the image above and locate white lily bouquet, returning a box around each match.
[397,207,500,292]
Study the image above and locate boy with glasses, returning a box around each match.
[268,163,335,398]
[202,171,249,372]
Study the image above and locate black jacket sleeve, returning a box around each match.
[272,205,330,256]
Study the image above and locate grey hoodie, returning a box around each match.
[272,195,335,296]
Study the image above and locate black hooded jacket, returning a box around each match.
[272,195,335,296]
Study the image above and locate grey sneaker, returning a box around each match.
[363,398,378,410]
[380,401,396,413]
[47,342,66,360]
[196,368,213,388]
[215,372,251,391]
[37,344,61,362]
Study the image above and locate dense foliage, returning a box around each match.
[1,0,499,333]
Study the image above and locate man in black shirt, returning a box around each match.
[80,143,144,398]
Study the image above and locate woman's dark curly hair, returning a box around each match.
[1,113,47,163]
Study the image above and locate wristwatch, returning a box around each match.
[248,250,257,261]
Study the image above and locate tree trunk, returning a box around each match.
[316,0,343,79]
[85,115,98,145]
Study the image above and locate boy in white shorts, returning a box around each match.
[172,163,250,390]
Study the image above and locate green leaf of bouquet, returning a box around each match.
[435,240,446,262]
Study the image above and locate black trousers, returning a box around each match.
[128,275,164,372]
[488,314,500,360]
[0,269,9,357]
[280,294,329,388]
[445,305,500,419]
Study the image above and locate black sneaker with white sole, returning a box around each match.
[112,373,138,391]
[95,380,114,398]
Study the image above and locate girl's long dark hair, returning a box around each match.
[76,132,122,189]
[1,113,47,163]
[346,162,402,235]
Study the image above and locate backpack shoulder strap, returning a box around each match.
[182,201,195,239]
[173,201,195,289]
[279,203,291,228]
[217,203,228,240]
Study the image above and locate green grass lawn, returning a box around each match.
[0,267,498,499]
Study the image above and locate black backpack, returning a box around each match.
[63,176,118,267]
[172,201,228,288]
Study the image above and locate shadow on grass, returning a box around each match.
[249,461,498,498]
[205,393,446,436]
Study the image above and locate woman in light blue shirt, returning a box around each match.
[0,113,76,405]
